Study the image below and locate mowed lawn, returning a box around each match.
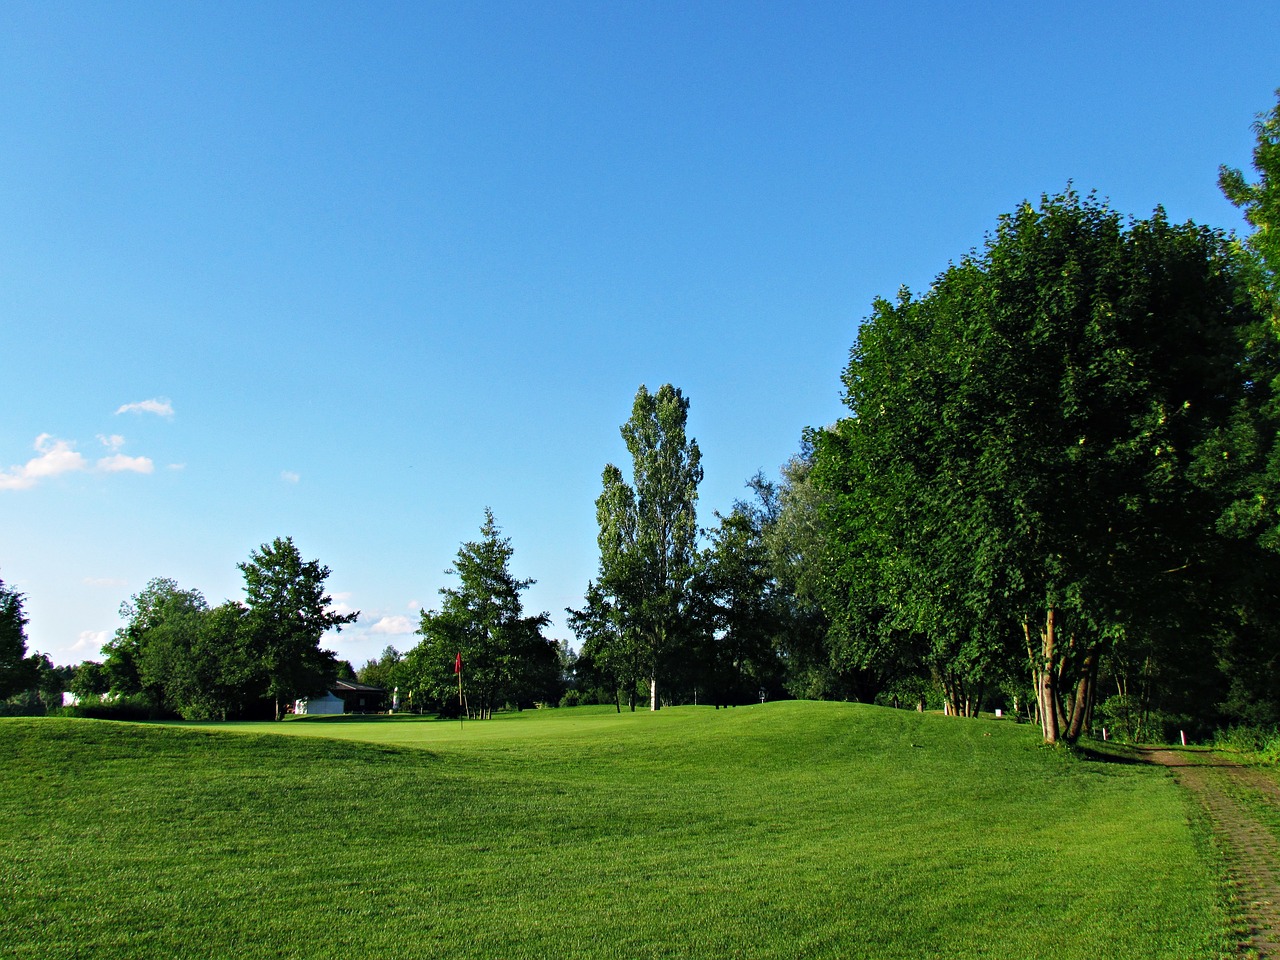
[1,702,1231,959]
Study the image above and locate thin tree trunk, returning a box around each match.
[1038,608,1060,744]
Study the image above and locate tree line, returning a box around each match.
[568,90,1280,743]
[4,91,1278,743]
[1,537,357,720]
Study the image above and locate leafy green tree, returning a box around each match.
[695,506,785,706]
[0,577,36,701]
[69,661,110,701]
[566,579,644,711]
[103,579,264,720]
[405,510,555,718]
[815,190,1262,742]
[1198,93,1280,558]
[239,537,357,720]
[103,577,209,713]
[357,645,402,690]
[1220,88,1280,327]
[175,601,259,721]
[592,384,703,710]
[757,452,862,700]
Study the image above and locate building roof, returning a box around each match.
[332,679,385,694]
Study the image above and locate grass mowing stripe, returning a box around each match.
[2,702,1232,959]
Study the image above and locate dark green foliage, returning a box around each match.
[102,579,259,720]
[356,645,401,689]
[68,661,109,701]
[567,578,643,710]
[0,577,37,701]
[100,542,357,721]
[814,189,1268,741]
[239,536,358,719]
[693,495,788,706]
[403,509,558,717]
[102,577,208,710]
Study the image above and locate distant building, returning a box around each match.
[293,680,388,716]
[293,691,345,715]
[331,679,387,713]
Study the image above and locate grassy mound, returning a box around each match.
[1,702,1230,958]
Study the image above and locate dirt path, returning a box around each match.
[1141,748,1280,957]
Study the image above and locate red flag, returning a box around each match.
[454,652,462,674]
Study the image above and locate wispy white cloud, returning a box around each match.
[370,615,415,636]
[167,463,186,471]
[74,629,111,653]
[1,433,160,490]
[116,398,174,418]
[97,454,154,474]
[0,435,87,490]
[83,577,128,588]
[407,599,421,611]
[281,470,300,483]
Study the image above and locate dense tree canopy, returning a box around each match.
[694,501,786,706]
[239,536,358,720]
[103,577,211,712]
[814,190,1268,742]
[101,578,262,720]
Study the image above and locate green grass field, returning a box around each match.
[1,702,1233,959]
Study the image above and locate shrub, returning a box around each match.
[559,689,581,708]
[1214,723,1280,755]
[54,695,170,722]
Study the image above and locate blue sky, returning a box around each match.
[2,1,1278,669]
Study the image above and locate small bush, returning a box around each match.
[1214,723,1280,755]
[54,695,170,722]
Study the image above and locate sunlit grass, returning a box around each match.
[1,702,1232,958]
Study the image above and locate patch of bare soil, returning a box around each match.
[1141,747,1280,958]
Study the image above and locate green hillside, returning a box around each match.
[0,703,1231,958]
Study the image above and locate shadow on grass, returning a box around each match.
[284,713,444,724]
[1079,743,1245,770]
[1075,744,1148,765]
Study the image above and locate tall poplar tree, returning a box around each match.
[592,384,703,711]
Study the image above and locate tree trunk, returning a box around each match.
[1065,646,1100,743]
[1037,607,1061,744]
[650,677,658,711]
